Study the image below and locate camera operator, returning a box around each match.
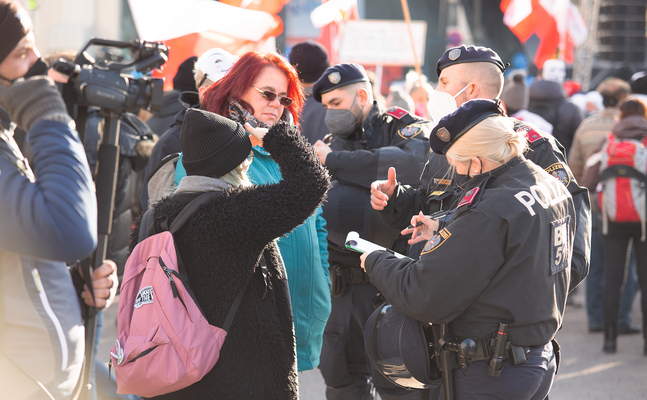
[0,2,117,399]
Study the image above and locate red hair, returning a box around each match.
[202,51,304,127]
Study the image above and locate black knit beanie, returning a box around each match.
[0,1,32,65]
[180,108,252,178]
[289,40,329,83]
[173,56,198,92]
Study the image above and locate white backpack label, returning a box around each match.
[134,286,154,308]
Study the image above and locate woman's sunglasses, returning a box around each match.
[252,86,293,107]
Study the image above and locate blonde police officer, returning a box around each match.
[361,99,574,400]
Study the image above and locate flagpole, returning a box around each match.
[400,0,429,119]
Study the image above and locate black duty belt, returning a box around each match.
[438,332,532,373]
[331,266,371,297]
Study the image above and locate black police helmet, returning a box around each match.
[365,302,441,390]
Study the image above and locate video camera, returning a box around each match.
[52,38,168,114]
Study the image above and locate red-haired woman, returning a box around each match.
[202,51,303,133]
[173,51,332,395]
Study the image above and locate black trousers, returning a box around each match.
[602,222,647,332]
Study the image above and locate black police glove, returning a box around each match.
[0,76,72,132]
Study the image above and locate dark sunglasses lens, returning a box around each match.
[261,89,292,107]
[261,90,277,101]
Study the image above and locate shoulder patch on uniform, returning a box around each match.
[386,107,409,120]
[545,162,571,187]
[457,187,480,209]
[421,228,451,255]
[398,123,423,139]
[515,123,543,143]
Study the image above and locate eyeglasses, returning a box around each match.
[252,86,293,107]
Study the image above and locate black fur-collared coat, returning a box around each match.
[130,121,330,400]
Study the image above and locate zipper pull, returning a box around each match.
[159,259,179,298]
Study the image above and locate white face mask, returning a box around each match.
[426,84,471,126]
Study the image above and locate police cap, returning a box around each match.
[429,99,505,155]
[313,63,370,102]
[436,45,507,78]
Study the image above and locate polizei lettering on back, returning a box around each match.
[514,176,571,216]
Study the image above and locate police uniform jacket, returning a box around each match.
[365,155,575,346]
[381,119,590,290]
[322,103,431,267]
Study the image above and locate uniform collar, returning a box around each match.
[355,102,383,141]
[459,155,525,195]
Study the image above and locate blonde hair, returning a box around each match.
[218,163,251,187]
[446,115,527,167]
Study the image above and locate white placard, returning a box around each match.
[338,20,427,66]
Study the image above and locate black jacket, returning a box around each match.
[322,103,431,268]
[131,121,330,399]
[141,91,200,211]
[145,89,184,135]
[298,86,328,145]
[366,156,575,346]
[528,80,583,154]
[381,119,590,291]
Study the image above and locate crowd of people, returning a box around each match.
[2,0,647,399]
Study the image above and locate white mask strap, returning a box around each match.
[453,84,472,99]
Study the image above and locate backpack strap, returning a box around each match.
[169,191,223,234]
[138,208,157,243]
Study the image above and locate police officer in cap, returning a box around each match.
[371,45,590,292]
[313,63,432,399]
[362,99,573,400]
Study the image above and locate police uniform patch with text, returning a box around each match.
[432,178,453,186]
[550,216,571,275]
[545,163,571,187]
[134,286,154,308]
[457,187,480,209]
[421,228,452,255]
[399,124,423,139]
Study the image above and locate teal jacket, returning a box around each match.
[175,146,331,371]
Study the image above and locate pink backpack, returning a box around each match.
[110,192,248,397]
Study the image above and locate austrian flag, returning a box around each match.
[500,0,588,68]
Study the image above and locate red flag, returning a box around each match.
[128,0,280,90]
[313,0,359,64]
[501,0,559,69]
[501,0,587,68]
